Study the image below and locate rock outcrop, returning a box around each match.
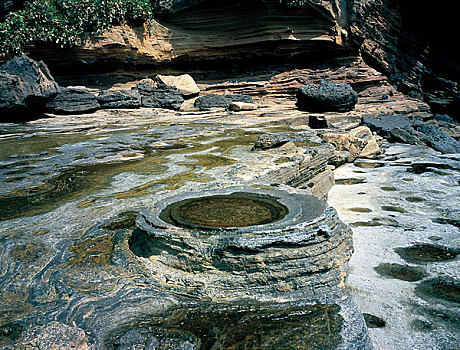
[0,56,58,122]
[46,87,100,114]
[136,79,184,110]
[363,115,460,154]
[296,81,358,112]
[97,89,141,109]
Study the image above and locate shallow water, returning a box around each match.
[1,110,351,348]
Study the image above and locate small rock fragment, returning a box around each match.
[228,101,258,111]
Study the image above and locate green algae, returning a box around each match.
[348,207,372,213]
[374,263,427,282]
[406,196,425,202]
[10,242,47,263]
[185,154,236,169]
[415,279,460,304]
[363,313,386,328]
[395,244,459,264]
[381,205,406,213]
[68,234,114,266]
[107,304,343,350]
[275,157,292,164]
[335,178,366,185]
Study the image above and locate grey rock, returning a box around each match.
[46,87,100,114]
[0,56,58,122]
[296,81,358,112]
[414,124,460,154]
[194,94,253,110]
[363,115,460,153]
[136,80,184,110]
[251,134,290,151]
[97,89,141,109]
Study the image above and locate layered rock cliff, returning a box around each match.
[2,0,458,117]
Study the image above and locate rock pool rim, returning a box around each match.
[159,192,289,230]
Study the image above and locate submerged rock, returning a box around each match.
[46,87,100,114]
[296,81,358,112]
[97,89,141,109]
[194,93,253,110]
[136,79,184,110]
[0,56,58,122]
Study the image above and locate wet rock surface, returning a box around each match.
[296,81,358,112]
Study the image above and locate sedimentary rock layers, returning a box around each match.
[133,186,353,300]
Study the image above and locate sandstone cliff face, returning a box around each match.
[28,0,350,73]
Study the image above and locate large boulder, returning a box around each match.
[296,81,358,112]
[157,74,200,98]
[136,79,184,110]
[46,87,100,114]
[194,94,253,110]
[0,56,58,122]
[97,89,141,109]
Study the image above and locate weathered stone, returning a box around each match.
[46,87,100,114]
[157,74,200,98]
[0,56,58,122]
[251,134,290,151]
[296,81,358,112]
[97,89,141,109]
[20,321,91,350]
[194,93,253,110]
[136,79,184,110]
[228,101,258,111]
[321,126,381,162]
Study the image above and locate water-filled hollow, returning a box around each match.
[159,192,289,230]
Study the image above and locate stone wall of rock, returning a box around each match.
[350,0,459,118]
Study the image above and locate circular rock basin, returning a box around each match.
[159,192,289,230]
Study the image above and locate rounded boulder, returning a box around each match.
[296,81,358,112]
